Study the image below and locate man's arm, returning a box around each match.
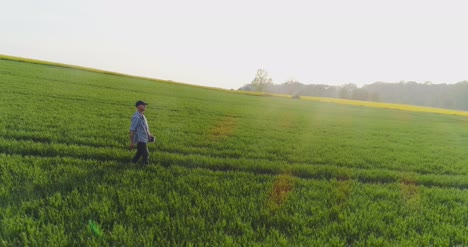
[129,115,138,149]
[129,131,135,149]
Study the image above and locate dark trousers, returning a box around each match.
[132,142,149,164]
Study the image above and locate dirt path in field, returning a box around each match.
[400,177,421,209]
[278,112,298,130]
[267,174,295,211]
[208,116,239,142]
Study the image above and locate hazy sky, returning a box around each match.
[2,0,468,89]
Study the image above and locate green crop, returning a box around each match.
[0,58,467,246]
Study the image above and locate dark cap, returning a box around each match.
[135,100,148,107]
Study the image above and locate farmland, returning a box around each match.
[1,57,468,246]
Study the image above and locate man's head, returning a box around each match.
[135,100,148,112]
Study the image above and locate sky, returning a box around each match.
[2,0,468,89]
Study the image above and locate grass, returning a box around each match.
[4,53,467,116]
[0,57,468,246]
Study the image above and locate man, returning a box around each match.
[129,100,154,165]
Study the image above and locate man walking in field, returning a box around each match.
[129,100,154,165]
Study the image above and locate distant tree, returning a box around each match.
[339,87,348,99]
[352,88,369,101]
[369,91,380,102]
[339,83,357,99]
[251,69,273,92]
[283,80,302,95]
[302,84,329,97]
[238,77,468,111]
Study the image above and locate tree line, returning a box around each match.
[239,69,468,111]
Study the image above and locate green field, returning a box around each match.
[1,58,468,246]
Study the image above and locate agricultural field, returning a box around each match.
[1,57,468,246]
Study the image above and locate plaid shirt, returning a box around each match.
[129,111,150,143]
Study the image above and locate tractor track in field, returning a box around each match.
[2,150,468,191]
[1,135,466,179]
